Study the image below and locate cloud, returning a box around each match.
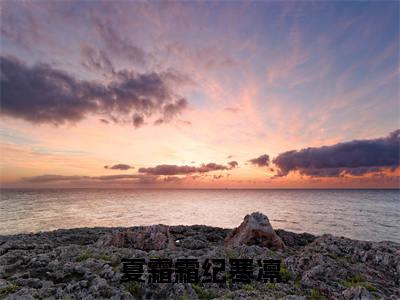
[162,98,188,121]
[0,1,40,50]
[21,174,157,184]
[104,164,134,170]
[248,154,270,167]
[21,175,90,183]
[227,161,239,168]
[138,165,197,175]
[80,44,114,74]
[95,19,148,66]
[153,98,188,125]
[273,130,400,177]
[198,163,230,173]
[19,172,209,186]
[224,107,239,113]
[132,114,145,128]
[0,56,188,127]
[138,162,234,175]
[96,174,142,180]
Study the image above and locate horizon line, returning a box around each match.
[1,187,399,191]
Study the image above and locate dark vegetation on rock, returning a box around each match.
[0,212,399,299]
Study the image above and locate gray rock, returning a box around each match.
[97,225,176,251]
[342,286,375,300]
[225,212,286,251]
[0,214,398,299]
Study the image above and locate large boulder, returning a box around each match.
[224,212,285,251]
[96,225,175,251]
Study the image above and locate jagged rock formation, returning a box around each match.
[0,214,399,299]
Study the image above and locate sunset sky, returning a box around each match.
[1,1,399,188]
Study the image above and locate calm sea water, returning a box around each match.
[0,189,399,243]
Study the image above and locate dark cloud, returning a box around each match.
[162,98,188,121]
[273,130,400,177]
[153,98,188,125]
[138,162,233,176]
[198,163,230,173]
[248,154,270,167]
[104,164,134,170]
[228,161,239,168]
[132,114,145,128]
[154,118,164,126]
[138,165,197,175]
[0,56,188,127]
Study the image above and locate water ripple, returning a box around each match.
[0,189,399,242]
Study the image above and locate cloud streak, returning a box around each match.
[95,19,148,66]
[21,174,157,184]
[228,161,239,168]
[138,162,237,175]
[273,130,400,177]
[80,44,114,74]
[248,154,270,167]
[104,164,134,170]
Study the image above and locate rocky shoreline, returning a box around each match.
[0,213,399,300]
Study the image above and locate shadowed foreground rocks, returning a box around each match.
[0,212,399,300]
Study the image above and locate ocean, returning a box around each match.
[0,189,399,243]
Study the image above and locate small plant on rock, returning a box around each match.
[191,284,215,300]
[75,251,92,262]
[97,253,111,261]
[124,281,142,298]
[76,251,111,262]
[223,291,235,299]
[0,283,19,297]
[343,273,377,292]
[266,282,276,290]
[279,265,292,282]
[242,283,255,291]
[181,293,191,300]
[310,288,326,300]
[226,250,238,260]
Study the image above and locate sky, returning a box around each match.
[0,1,399,189]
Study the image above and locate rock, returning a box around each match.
[181,237,208,249]
[276,229,316,248]
[0,218,399,299]
[342,286,375,300]
[224,212,286,251]
[97,225,176,251]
